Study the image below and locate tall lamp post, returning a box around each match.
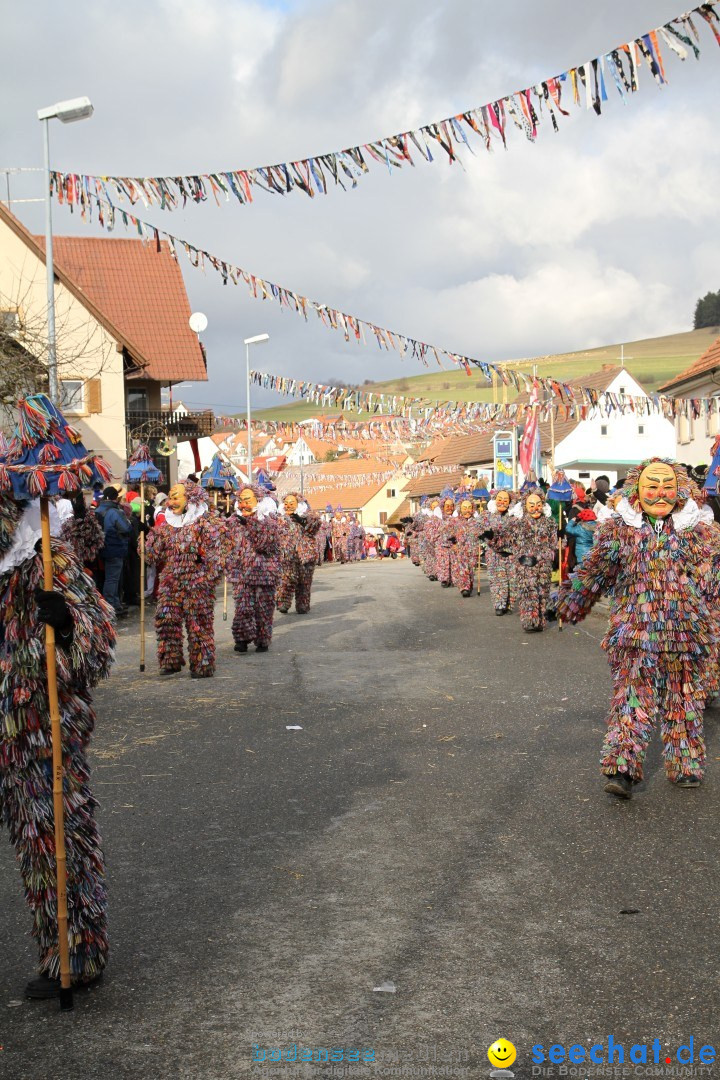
[37,96,94,403]
[244,333,269,481]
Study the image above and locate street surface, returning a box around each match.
[1,560,719,1079]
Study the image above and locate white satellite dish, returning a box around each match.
[189,312,208,334]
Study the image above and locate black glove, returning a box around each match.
[448,536,458,545]
[545,607,558,623]
[137,519,150,535]
[480,529,494,541]
[518,554,538,568]
[290,513,306,526]
[34,588,73,645]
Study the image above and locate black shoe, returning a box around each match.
[296,609,309,615]
[277,607,290,614]
[494,607,506,616]
[461,590,472,598]
[441,581,451,588]
[603,772,633,799]
[523,625,543,633]
[234,642,248,653]
[159,666,182,675]
[255,644,269,652]
[25,972,103,1000]
[429,576,437,581]
[674,774,701,789]
[190,670,213,679]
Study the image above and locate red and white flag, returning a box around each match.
[519,380,540,475]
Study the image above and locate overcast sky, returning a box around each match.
[2,0,719,411]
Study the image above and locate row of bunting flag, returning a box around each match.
[247,369,720,426]
[50,4,719,213]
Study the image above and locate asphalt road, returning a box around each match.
[1,560,719,1080]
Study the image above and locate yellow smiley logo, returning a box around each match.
[488,1039,517,1069]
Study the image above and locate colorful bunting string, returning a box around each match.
[50,4,720,213]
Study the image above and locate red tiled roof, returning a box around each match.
[34,234,207,384]
[658,336,720,391]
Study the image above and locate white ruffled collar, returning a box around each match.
[616,496,708,533]
[0,500,62,575]
[164,502,208,529]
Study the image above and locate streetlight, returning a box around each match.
[244,333,269,480]
[37,96,94,403]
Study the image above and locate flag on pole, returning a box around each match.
[519,380,540,476]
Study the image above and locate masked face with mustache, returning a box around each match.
[637,462,678,519]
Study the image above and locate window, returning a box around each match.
[638,425,645,436]
[60,380,84,415]
[386,488,396,498]
[579,472,590,479]
[600,424,608,437]
[379,512,387,525]
[619,386,626,397]
[126,388,149,412]
[706,404,719,438]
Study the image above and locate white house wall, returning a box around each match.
[555,370,676,484]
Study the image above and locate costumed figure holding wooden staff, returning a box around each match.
[125,446,161,673]
[0,396,115,1004]
[276,491,322,614]
[557,459,720,798]
[200,453,239,626]
[546,470,575,633]
[144,480,224,678]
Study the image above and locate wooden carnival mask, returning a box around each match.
[442,498,455,516]
[526,493,544,519]
[495,491,511,513]
[237,487,258,517]
[284,494,299,514]
[459,499,474,519]
[167,483,188,514]
[637,462,678,519]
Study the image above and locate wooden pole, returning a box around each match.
[223,494,229,620]
[139,481,146,672]
[40,498,74,1011]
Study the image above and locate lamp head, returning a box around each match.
[38,96,94,123]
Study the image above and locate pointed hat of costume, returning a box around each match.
[0,394,112,499]
[703,435,720,496]
[200,453,238,492]
[547,469,573,502]
[125,444,162,484]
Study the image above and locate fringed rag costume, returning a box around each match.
[225,487,281,650]
[276,493,321,614]
[484,494,517,614]
[557,460,720,788]
[144,482,224,677]
[449,499,485,596]
[0,497,115,980]
[508,493,557,631]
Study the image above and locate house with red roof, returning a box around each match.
[659,336,720,466]
[0,202,209,481]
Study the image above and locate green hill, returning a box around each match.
[252,327,718,422]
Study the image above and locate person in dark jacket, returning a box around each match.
[95,487,131,616]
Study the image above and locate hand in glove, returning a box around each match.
[137,519,150,535]
[518,554,538,568]
[34,588,73,646]
[290,513,306,526]
[480,529,494,541]
[447,536,458,545]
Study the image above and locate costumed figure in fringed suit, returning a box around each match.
[557,459,720,798]
[405,504,427,566]
[0,496,115,997]
[276,492,321,614]
[60,494,104,570]
[450,497,485,597]
[144,481,223,678]
[508,491,557,632]
[421,499,442,579]
[434,495,458,587]
[347,515,362,561]
[331,511,349,564]
[226,485,280,653]
[316,517,330,565]
[482,490,516,615]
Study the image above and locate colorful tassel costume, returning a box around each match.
[508,506,557,631]
[144,486,224,677]
[0,499,115,980]
[406,510,426,567]
[557,464,720,783]
[61,512,104,570]
[485,507,516,613]
[450,516,484,594]
[225,512,281,648]
[276,505,321,614]
[331,516,350,563]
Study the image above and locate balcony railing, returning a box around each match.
[126,409,215,440]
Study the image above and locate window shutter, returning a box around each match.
[87,378,102,414]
